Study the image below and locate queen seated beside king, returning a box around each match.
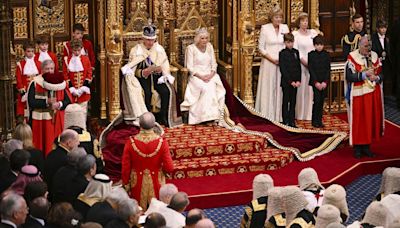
[180,28,226,125]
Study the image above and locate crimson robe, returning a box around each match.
[63,39,95,68]
[121,130,174,210]
[16,59,41,117]
[63,55,92,103]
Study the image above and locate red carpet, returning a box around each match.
[168,117,400,209]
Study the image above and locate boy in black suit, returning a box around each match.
[308,35,330,128]
[372,19,391,93]
[279,33,301,128]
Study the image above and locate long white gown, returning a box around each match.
[180,43,226,125]
[255,23,289,122]
[293,29,318,120]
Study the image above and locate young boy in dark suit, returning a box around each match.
[279,33,301,128]
[372,19,391,93]
[308,35,330,128]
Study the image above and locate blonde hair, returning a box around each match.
[194,28,210,45]
[268,5,284,22]
[295,12,309,28]
[14,123,34,149]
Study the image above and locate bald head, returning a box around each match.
[186,208,206,227]
[139,112,156,130]
[29,197,50,220]
[194,219,215,228]
[59,129,79,150]
[169,192,190,213]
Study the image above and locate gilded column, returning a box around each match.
[98,0,107,119]
[238,0,256,106]
[106,0,123,121]
[0,0,14,139]
[232,0,240,96]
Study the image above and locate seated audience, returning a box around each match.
[86,187,129,226]
[240,174,274,228]
[266,187,286,228]
[24,181,48,203]
[105,198,140,228]
[186,209,206,228]
[144,212,166,228]
[22,196,50,228]
[388,216,400,228]
[80,222,103,228]
[51,147,86,203]
[0,147,29,194]
[9,165,43,195]
[74,174,112,218]
[314,204,341,228]
[14,123,45,172]
[46,202,81,228]
[298,167,325,213]
[158,192,189,228]
[145,183,178,215]
[282,186,315,227]
[194,218,215,228]
[347,201,388,228]
[381,194,400,226]
[69,154,97,202]
[1,139,23,175]
[376,167,400,201]
[326,222,346,228]
[322,184,349,222]
[44,129,79,193]
[0,193,29,227]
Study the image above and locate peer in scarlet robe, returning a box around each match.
[121,129,174,210]
[27,72,72,156]
[345,46,384,157]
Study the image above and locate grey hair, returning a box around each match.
[169,192,190,212]
[77,154,96,175]
[358,35,370,48]
[105,187,129,204]
[139,112,156,130]
[0,193,25,220]
[159,183,178,203]
[67,147,87,167]
[41,59,55,69]
[3,139,23,158]
[117,198,139,221]
[60,129,78,143]
[194,29,210,45]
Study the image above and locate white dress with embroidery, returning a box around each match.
[255,23,289,122]
[293,29,318,120]
[181,43,226,125]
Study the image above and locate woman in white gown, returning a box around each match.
[181,28,226,125]
[255,6,289,122]
[293,12,318,120]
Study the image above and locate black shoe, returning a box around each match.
[280,121,289,126]
[353,146,362,159]
[289,123,298,128]
[363,145,376,158]
[312,123,322,128]
[319,122,325,128]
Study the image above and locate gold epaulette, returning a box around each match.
[251,199,266,212]
[288,217,314,228]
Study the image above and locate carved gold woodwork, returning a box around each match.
[289,0,304,23]
[55,42,64,69]
[98,0,107,119]
[14,44,25,63]
[255,0,280,24]
[74,3,89,34]
[12,7,28,39]
[34,0,67,35]
[325,62,347,113]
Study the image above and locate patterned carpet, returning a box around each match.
[203,97,399,227]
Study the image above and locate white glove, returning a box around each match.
[121,64,134,76]
[76,88,84,97]
[69,87,79,96]
[157,74,175,84]
[80,86,91,95]
[21,93,27,102]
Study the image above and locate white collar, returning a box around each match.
[378,33,385,39]
[1,219,17,228]
[38,50,51,62]
[30,215,45,226]
[68,55,84,72]
[24,57,39,75]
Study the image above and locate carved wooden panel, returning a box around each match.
[74,3,89,34]
[34,0,68,35]
[12,7,28,39]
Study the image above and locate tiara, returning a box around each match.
[195,27,208,35]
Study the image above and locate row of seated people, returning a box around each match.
[241,167,400,228]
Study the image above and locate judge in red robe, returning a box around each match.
[63,39,92,116]
[63,23,95,68]
[16,41,41,117]
[121,112,174,210]
[34,35,59,72]
[345,36,384,158]
[27,65,72,156]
